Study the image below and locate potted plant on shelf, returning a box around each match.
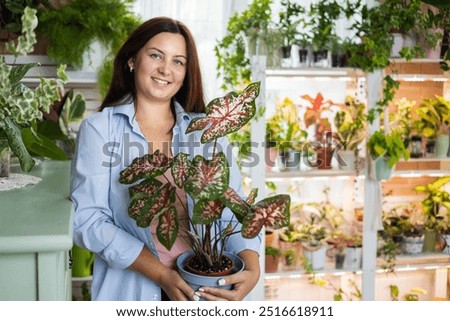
[301,92,337,170]
[265,246,281,273]
[296,220,328,271]
[214,0,273,91]
[266,97,307,171]
[278,223,302,270]
[344,231,362,269]
[415,95,450,158]
[334,96,367,170]
[421,0,450,69]
[367,129,410,180]
[275,0,304,67]
[119,82,291,293]
[414,176,450,252]
[0,7,68,176]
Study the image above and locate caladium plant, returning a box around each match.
[119,82,291,273]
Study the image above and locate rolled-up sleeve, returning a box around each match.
[70,118,144,269]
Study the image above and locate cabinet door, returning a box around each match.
[37,251,71,300]
[0,253,38,300]
[0,251,71,300]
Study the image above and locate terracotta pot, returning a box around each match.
[316,147,334,170]
[265,254,279,273]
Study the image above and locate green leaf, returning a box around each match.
[9,63,38,87]
[66,92,86,122]
[22,127,68,160]
[1,117,35,172]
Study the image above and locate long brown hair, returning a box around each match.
[99,17,206,113]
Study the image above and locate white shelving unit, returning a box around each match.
[250,56,450,301]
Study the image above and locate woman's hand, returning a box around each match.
[195,250,260,301]
[158,267,198,301]
[131,246,197,301]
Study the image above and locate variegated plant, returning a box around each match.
[119,82,291,272]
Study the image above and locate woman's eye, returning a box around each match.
[150,53,161,60]
[174,59,185,66]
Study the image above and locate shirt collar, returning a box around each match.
[111,99,192,133]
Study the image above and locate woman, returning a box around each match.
[70,17,261,301]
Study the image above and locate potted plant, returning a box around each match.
[421,0,450,68]
[214,0,273,91]
[301,92,337,170]
[415,95,450,158]
[344,232,362,269]
[367,129,410,180]
[0,7,68,176]
[293,206,329,271]
[278,223,302,270]
[275,0,303,67]
[414,176,450,252]
[265,246,281,273]
[307,0,343,68]
[266,97,307,171]
[334,96,366,170]
[119,82,291,292]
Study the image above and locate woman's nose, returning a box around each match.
[158,60,169,75]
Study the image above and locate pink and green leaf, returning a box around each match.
[119,150,171,184]
[192,199,225,224]
[241,194,291,238]
[129,178,162,197]
[185,82,260,143]
[219,187,250,221]
[156,206,178,250]
[171,152,191,188]
[128,183,176,227]
[185,152,229,200]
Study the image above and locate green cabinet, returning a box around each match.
[0,160,73,300]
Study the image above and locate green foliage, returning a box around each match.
[415,95,450,138]
[37,0,139,68]
[36,0,141,97]
[334,96,366,151]
[414,176,450,232]
[277,0,304,47]
[0,7,68,171]
[214,0,273,91]
[0,0,44,36]
[265,246,281,257]
[266,97,307,152]
[367,129,410,168]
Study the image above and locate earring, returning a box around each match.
[129,66,134,72]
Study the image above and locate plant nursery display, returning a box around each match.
[119,82,291,288]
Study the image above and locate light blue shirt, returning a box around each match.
[70,100,261,300]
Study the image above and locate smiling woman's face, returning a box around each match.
[129,32,187,105]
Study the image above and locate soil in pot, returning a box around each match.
[176,251,245,295]
[184,254,234,277]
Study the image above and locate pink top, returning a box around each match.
[150,169,191,268]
